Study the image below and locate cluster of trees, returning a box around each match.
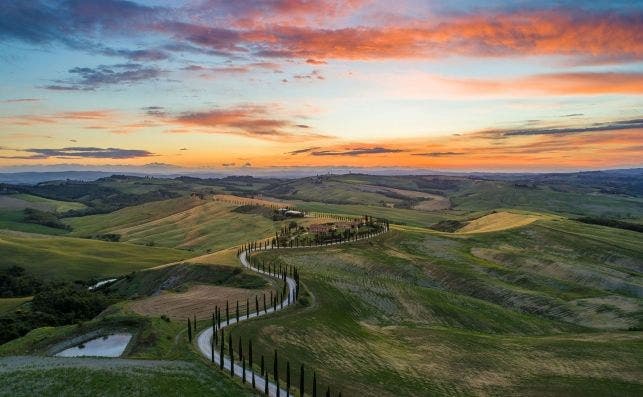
[14,177,180,216]
[92,233,121,242]
[0,266,41,297]
[23,208,70,230]
[429,220,466,233]
[0,269,112,344]
[575,217,643,233]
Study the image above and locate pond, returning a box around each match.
[55,333,132,357]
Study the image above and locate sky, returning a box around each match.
[0,0,642,172]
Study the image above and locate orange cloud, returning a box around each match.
[450,72,643,96]
[275,124,643,170]
[158,105,332,141]
[240,10,643,61]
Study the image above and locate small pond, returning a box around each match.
[55,333,132,357]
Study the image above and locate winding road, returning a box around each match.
[196,229,387,397]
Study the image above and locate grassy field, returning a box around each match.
[0,297,31,314]
[0,303,252,397]
[226,221,642,396]
[456,211,546,233]
[450,180,643,220]
[0,210,69,235]
[67,198,284,253]
[10,194,86,213]
[0,230,191,281]
[296,201,454,227]
[0,358,250,397]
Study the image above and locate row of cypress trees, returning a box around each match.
[194,213,390,395]
[211,328,340,397]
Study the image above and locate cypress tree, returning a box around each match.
[212,309,217,343]
[261,355,265,384]
[193,314,196,332]
[247,297,250,319]
[187,318,192,342]
[210,332,214,363]
[287,361,291,396]
[263,294,267,314]
[226,300,230,325]
[300,364,305,397]
[236,300,240,322]
[241,350,246,383]
[274,349,280,397]
[219,329,224,369]
[313,371,317,397]
[229,332,234,377]
[264,367,269,395]
[326,387,330,397]
[249,340,254,388]
[256,295,260,316]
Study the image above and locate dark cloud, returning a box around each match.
[412,152,466,157]
[0,147,155,160]
[143,106,166,116]
[287,146,321,155]
[1,98,40,103]
[485,118,643,138]
[311,147,405,156]
[306,59,327,65]
[293,70,324,80]
[100,47,170,61]
[44,63,163,90]
[222,162,236,166]
[179,147,188,151]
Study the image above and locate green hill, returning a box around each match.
[0,230,191,281]
[66,197,281,253]
[230,218,643,396]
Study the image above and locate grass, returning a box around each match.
[0,297,31,314]
[226,222,642,396]
[0,230,191,281]
[0,210,68,235]
[107,262,267,298]
[0,361,250,397]
[11,194,86,213]
[456,211,546,233]
[296,201,452,227]
[67,197,286,253]
[451,180,643,220]
[0,303,252,397]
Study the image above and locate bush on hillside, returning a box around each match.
[23,208,70,230]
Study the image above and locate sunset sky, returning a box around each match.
[1,0,642,171]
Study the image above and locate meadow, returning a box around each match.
[228,220,642,396]
[0,230,191,281]
[0,172,641,396]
